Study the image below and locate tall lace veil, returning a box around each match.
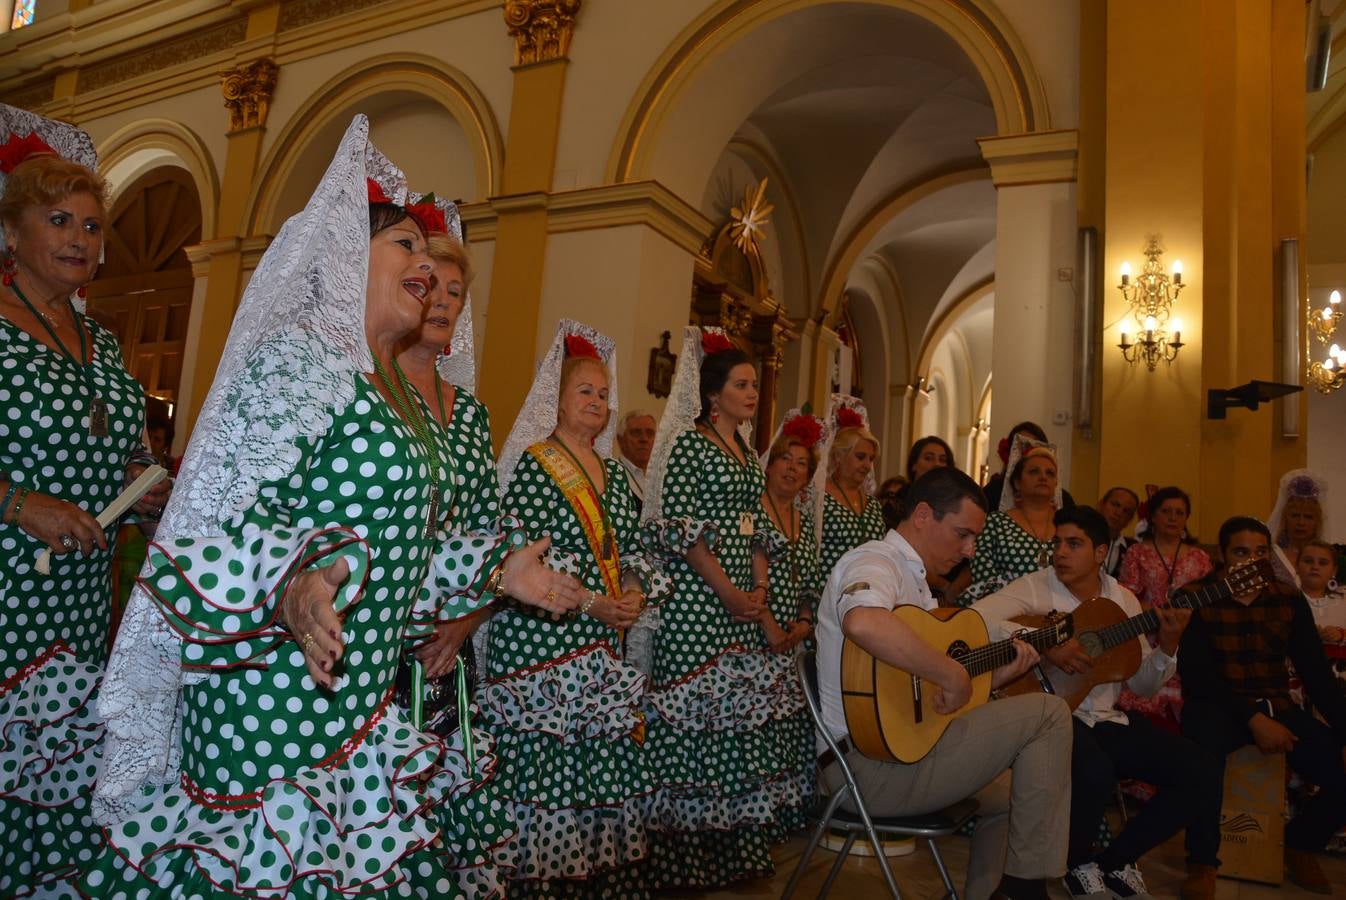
[496,319,619,495]
[0,103,102,310]
[95,115,415,822]
[811,394,870,544]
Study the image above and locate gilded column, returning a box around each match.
[478,0,582,448]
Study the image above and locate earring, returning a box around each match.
[711,402,720,425]
[76,285,87,299]
[2,248,16,287]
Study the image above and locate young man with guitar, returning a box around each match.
[1179,517,1346,895]
[816,468,1071,900]
[974,506,1223,900]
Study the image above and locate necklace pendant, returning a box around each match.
[88,397,109,438]
[1037,544,1051,568]
[425,488,441,540]
[602,531,617,561]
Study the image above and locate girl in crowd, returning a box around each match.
[484,321,662,898]
[641,328,799,888]
[1117,485,1212,734]
[817,397,885,577]
[0,104,171,894]
[1298,539,1345,678]
[960,436,1061,604]
[81,117,582,897]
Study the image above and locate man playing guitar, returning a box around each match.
[974,506,1220,900]
[816,468,1071,900]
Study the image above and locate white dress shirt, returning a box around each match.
[617,455,645,503]
[973,567,1175,727]
[816,530,936,743]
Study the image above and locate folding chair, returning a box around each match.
[783,650,978,900]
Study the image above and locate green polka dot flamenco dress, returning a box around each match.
[0,313,146,898]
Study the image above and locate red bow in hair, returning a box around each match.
[835,407,864,431]
[406,192,447,236]
[701,332,736,355]
[565,334,600,359]
[996,436,1011,465]
[782,415,822,448]
[0,131,57,174]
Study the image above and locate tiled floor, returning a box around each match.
[695,829,1345,899]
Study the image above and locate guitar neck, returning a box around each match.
[959,622,1064,678]
[1094,577,1232,651]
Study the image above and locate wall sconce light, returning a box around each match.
[1117,238,1186,370]
[1307,290,1345,393]
[911,375,936,397]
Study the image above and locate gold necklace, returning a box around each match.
[829,477,864,515]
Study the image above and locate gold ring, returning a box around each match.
[545,589,557,606]
[300,632,317,655]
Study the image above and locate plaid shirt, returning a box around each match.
[1180,579,1346,742]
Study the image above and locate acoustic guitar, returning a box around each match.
[999,559,1274,709]
[841,606,1075,764]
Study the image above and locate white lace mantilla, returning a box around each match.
[428,199,478,394]
[812,393,874,544]
[95,116,420,823]
[496,319,619,496]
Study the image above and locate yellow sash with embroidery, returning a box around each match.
[527,443,622,599]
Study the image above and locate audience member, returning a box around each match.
[1097,486,1139,577]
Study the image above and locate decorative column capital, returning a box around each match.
[504,0,582,66]
[221,59,279,133]
[976,129,1078,187]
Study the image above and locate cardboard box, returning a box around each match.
[1218,745,1285,885]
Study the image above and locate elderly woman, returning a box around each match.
[818,399,886,577]
[642,328,796,888]
[959,436,1062,605]
[758,411,825,829]
[1269,469,1331,572]
[0,105,170,894]
[483,321,662,898]
[78,117,581,898]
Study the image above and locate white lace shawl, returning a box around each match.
[496,319,619,496]
[811,394,873,544]
[1268,468,1331,548]
[1,103,102,309]
[94,115,423,822]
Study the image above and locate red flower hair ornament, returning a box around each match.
[565,334,601,360]
[0,132,57,174]
[366,180,447,235]
[835,408,864,431]
[701,332,736,356]
[782,415,822,448]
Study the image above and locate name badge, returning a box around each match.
[739,512,755,536]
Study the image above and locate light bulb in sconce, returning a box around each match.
[1120,261,1131,286]
[1331,290,1342,306]
[1143,315,1157,336]
[1171,317,1183,344]
[1119,320,1130,348]
[1172,260,1183,285]
[1324,307,1335,322]
[1327,358,1337,372]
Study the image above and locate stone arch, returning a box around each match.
[607,0,1049,185]
[97,119,219,241]
[245,53,503,235]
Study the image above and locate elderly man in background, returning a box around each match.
[616,408,656,509]
[1097,486,1140,577]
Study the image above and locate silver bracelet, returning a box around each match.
[579,590,599,616]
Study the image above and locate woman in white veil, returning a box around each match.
[77,116,581,898]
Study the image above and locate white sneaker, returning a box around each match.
[1063,862,1108,900]
[1103,864,1155,900]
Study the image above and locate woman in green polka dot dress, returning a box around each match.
[0,107,171,898]
[396,230,515,897]
[640,329,801,889]
[483,321,666,899]
[817,402,887,579]
[757,413,828,833]
[958,438,1061,606]
[78,119,582,899]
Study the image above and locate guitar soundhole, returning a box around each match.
[1078,632,1104,658]
[948,640,971,661]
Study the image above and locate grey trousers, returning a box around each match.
[828,693,1073,900]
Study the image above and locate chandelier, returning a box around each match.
[1117,238,1185,370]
[1307,290,1346,393]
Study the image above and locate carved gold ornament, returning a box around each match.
[221,59,279,133]
[504,0,582,66]
[730,178,774,255]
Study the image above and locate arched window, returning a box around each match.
[10,0,36,30]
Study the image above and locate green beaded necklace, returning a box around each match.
[371,353,442,539]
